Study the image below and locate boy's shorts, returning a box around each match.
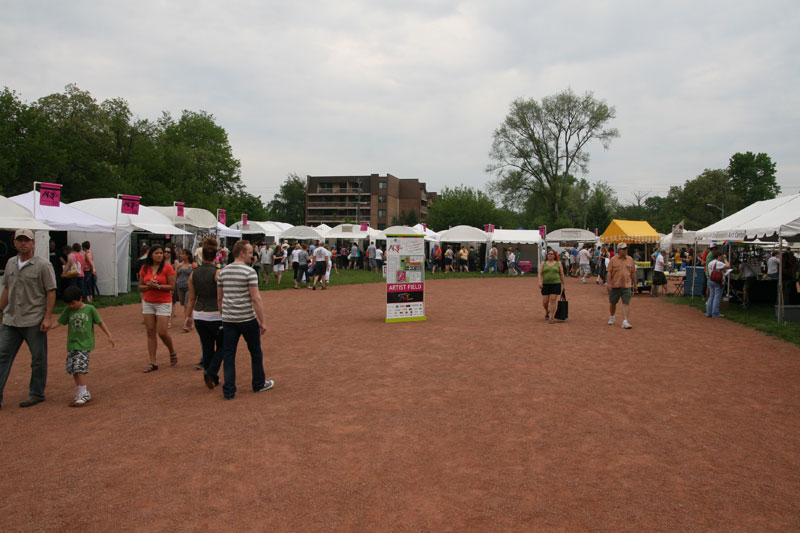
[66,350,90,374]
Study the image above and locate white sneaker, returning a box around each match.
[607,316,615,325]
[71,392,92,407]
[622,320,632,329]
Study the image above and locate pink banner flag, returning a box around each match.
[242,213,248,226]
[360,222,368,231]
[422,223,427,232]
[539,225,547,238]
[218,209,226,225]
[120,195,140,215]
[175,202,184,217]
[39,183,62,207]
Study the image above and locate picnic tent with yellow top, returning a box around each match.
[599,219,661,244]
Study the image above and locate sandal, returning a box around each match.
[170,353,178,366]
[143,363,158,373]
[545,313,549,320]
[548,318,555,324]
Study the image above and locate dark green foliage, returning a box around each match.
[0,84,268,220]
[267,173,306,226]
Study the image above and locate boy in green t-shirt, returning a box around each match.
[53,286,115,407]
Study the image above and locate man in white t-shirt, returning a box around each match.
[259,243,273,284]
[578,245,592,283]
[766,251,780,280]
[652,249,667,296]
[311,244,329,290]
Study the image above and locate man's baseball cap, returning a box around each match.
[14,229,34,240]
[617,242,628,249]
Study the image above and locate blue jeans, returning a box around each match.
[0,324,48,405]
[706,280,723,317]
[483,258,498,274]
[221,319,266,398]
[195,319,223,376]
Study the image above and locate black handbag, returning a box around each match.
[554,291,568,321]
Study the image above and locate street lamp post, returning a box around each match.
[707,203,724,219]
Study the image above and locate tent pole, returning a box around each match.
[114,195,120,297]
[691,237,697,299]
[778,229,784,322]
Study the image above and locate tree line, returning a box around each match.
[423,89,781,234]
[0,84,268,221]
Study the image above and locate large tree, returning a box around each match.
[487,89,619,221]
[728,151,779,209]
[267,173,306,226]
[426,185,505,231]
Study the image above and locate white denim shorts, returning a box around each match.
[142,301,172,316]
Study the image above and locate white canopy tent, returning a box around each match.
[546,228,597,243]
[382,225,424,235]
[488,229,543,271]
[437,225,489,244]
[69,198,190,296]
[217,222,242,239]
[412,223,441,242]
[280,225,325,241]
[697,194,800,321]
[323,224,383,243]
[149,205,217,230]
[0,195,55,262]
[229,220,287,240]
[697,194,800,242]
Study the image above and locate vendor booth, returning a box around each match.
[280,225,326,242]
[600,220,661,293]
[546,228,597,244]
[323,224,383,244]
[150,205,218,251]
[698,193,800,321]
[488,229,542,273]
[229,220,291,243]
[69,198,190,296]
[0,195,54,269]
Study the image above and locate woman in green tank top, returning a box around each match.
[539,249,566,323]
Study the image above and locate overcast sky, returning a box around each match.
[3,1,799,205]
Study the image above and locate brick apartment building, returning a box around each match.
[305,173,436,229]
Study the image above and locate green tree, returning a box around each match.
[678,169,735,228]
[487,89,619,221]
[728,152,779,209]
[426,186,499,231]
[391,209,419,227]
[584,181,619,232]
[267,173,306,226]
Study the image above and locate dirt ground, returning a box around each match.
[1,275,799,531]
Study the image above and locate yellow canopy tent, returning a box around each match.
[599,219,660,243]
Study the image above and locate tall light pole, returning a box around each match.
[355,177,363,224]
[707,203,724,219]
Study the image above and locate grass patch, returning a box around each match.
[663,296,800,347]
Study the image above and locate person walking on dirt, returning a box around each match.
[482,245,499,274]
[606,243,637,329]
[539,249,566,324]
[578,245,592,283]
[217,240,273,400]
[431,244,442,273]
[0,229,57,409]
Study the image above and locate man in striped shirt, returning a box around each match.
[217,240,274,400]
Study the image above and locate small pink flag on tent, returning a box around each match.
[218,209,226,225]
[242,213,248,226]
[120,195,140,215]
[360,222,368,231]
[175,202,184,217]
[39,183,62,207]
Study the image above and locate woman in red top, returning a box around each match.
[62,243,86,292]
[138,244,177,372]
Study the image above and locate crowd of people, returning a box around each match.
[2,227,799,410]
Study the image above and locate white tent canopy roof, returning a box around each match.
[229,220,286,236]
[149,206,217,229]
[69,198,190,235]
[489,229,542,244]
[324,224,383,240]
[412,223,441,241]
[280,225,325,241]
[0,195,54,231]
[217,222,242,238]
[546,228,597,242]
[9,191,111,233]
[437,225,489,243]
[697,194,800,241]
[383,225,423,236]
[315,224,332,234]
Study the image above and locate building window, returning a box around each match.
[378,196,386,204]
[378,209,387,217]
[378,182,387,189]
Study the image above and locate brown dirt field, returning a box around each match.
[1,276,799,531]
